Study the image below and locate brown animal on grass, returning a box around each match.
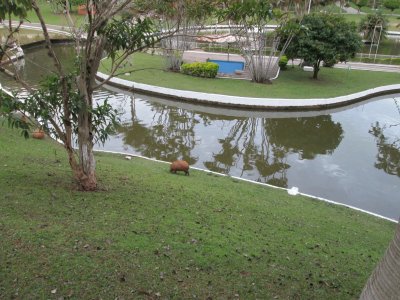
[170,160,190,176]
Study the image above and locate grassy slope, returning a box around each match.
[100,52,400,99]
[0,122,396,299]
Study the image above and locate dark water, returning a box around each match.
[1,45,399,220]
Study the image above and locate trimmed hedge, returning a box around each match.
[181,62,219,78]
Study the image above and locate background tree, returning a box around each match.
[154,0,215,71]
[383,0,400,13]
[284,13,362,79]
[1,0,181,191]
[217,0,295,83]
[354,0,369,12]
[358,12,388,43]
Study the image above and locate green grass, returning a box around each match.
[100,52,400,99]
[17,0,86,27]
[0,119,396,299]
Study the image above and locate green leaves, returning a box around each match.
[218,0,274,26]
[283,13,362,78]
[101,18,156,60]
[383,0,400,11]
[0,73,118,146]
[0,0,32,20]
[0,90,31,139]
[90,99,119,145]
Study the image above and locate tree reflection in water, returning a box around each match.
[369,98,400,177]
[117,98,344,188]
[117,97,199,165]
[205,116,343,187]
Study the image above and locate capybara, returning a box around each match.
[170,160,190,175]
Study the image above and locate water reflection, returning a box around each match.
[266,117,344,160]
[369,99,400,177]
[117,97,200,165]
[117,97,344,188]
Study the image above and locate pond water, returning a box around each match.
[1,45,399,220]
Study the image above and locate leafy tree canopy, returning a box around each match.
[383,0,400,12]
[283,13,362,79]
[0,0,32,20]
[359,12,388,42]
[355,0,369,11]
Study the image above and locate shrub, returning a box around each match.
[278,55,288,70]
[181,62,219,78]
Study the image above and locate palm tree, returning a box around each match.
[359,220,400,299]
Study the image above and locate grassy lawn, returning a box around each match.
[17,0,86,27]
[0,119,396,298]
[100,52,400,99]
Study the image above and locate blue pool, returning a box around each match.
[208,59,244,74]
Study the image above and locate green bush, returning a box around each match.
[383,0,400,11]
[181,62,219,78]
[278,55,288,70]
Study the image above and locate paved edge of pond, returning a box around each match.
[96,72,400,110]
[95,149,398,224]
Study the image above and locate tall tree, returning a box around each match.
[354,0,368,13]
[359,12,388,43]
[284,13,362,79]
[0,0,180,190]
[217,0,295,83]
[155,0,215,71]
[383,0,400,13]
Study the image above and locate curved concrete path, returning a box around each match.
[97,72,400,110]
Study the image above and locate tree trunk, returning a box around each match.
[312,62,320,79]
[76,73,97,191]
[359,220,400,299]
[77,117,97,191]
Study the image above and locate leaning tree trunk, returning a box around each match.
[359,220,400,299]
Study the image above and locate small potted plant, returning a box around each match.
[32,127,45,139]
